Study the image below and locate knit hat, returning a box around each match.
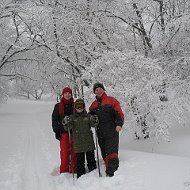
[74,98,85,109]
[62,87,72,95]
[93,82,105,93]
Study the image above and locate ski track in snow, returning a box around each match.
[0,101,58,190]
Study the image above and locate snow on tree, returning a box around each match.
[82,50,190,141]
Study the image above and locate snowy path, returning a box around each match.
[0,100,58,190]
[0,99,190,190]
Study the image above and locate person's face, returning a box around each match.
[95,87,105,98]
[75,108,84,113]
[63,92,72,100]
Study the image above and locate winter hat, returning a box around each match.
[93,82,105,93]
[62,87,72,95]
[74,99,85,109]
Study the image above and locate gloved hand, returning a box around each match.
[62,116,72,131]
[63,116,71,125]
[91,115,99,124]
[55,132,61,141]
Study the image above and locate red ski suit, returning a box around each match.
[52,99,77,173]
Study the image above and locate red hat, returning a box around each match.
[62,87,72,95]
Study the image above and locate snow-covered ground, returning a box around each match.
[0,99,190,190]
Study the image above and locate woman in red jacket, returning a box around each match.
[52,87,77,174]
[89,83,124,177]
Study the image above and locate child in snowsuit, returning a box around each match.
[63,99,98,178]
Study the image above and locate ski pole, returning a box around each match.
[95,127,102,177]
[68,126,75,184]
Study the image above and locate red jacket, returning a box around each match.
[89,93,124,131]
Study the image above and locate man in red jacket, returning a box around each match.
[52,87,77,174]
[89,82,124,177]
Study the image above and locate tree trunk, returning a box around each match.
[132,3,152,56]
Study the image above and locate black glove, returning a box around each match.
[55,132,61,141]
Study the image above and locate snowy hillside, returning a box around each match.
[0,99,190,190]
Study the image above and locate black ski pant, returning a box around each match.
[76,150,97,178]
[97,130,119,176]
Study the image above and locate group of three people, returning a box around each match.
[51,82,124,178]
